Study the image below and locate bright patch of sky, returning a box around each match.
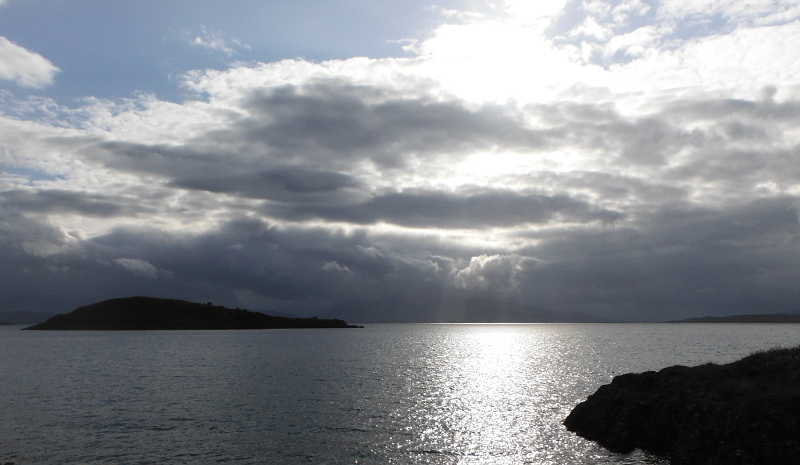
[0,0,484,102]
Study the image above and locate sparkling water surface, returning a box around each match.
[2,323,800,464]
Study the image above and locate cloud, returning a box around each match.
[190,26,249,56]
[170,167,362,202]
[454,254,541,291]
[0,189,127,217]
[656,0,800,27]
[0,36,59,88]
[322,261,349,272]
[4,77,798,318]
[88,81,545,175]
[2,1,800,322]
[234,83,545,166]
[513,196,800,321]
[269,189,624,228]
[114,258,159,279]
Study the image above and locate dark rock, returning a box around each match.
[564,346,800,464]
[23,296,363,330]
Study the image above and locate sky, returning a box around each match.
[2,0,800,322]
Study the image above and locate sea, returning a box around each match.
[2,323,800,464]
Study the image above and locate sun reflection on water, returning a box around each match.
[442,326,536,459]
[383,324,666,464]
[388,324,561,464]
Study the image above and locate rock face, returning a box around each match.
[564,346,800,465]
[24,296,363,330]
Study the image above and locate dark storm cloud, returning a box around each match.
[86,83,780,201]
[0,213,99,313]
[525,101,704,166]
[2,193,799,322]
[0,215,457,315]
[78,83,745,235]
[552,171,689,205]
[664,145,800,189]
[667,95,800,122]
[513,196,800,321]
[6,81,800,323]
[235,83,547,166]
[0,189,129,217]
[269,189,624,228]
[89,80,549,178]
[169,167,362,202]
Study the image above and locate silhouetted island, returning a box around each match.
[564,346,800,465]
[668,313,800,323]
[24,297,363,330]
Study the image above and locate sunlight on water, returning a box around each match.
[439,327,537,461]
[371,325,666,464]
[3,323,800,464]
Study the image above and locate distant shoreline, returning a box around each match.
[666,313,800,323]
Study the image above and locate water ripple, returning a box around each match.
[2,323,800,463]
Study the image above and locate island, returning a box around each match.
[564,346,800,465]
[668,313,800,323]
[24,296,363,330]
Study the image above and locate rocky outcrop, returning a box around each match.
[564,346,800,465]
[24,296,363,330]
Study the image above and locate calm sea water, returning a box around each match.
[2,323,800,464]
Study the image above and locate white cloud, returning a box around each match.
[19,225,81,257]
[190,26,250,56]
[610,20,800,103]
[114,258,159,279]
[611,0,651,23]
[0,36,59,88]
[454,254,540,291]
[503,0,569,23]
[404,1,800,109]
[657,0,800,26]
[322,261,350,272]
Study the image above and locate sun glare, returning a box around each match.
[430,325,552,460]
[414,17,574,105]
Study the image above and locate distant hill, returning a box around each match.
[0,310,59,325]
[24,296,362,330]
[667,313,800,323]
